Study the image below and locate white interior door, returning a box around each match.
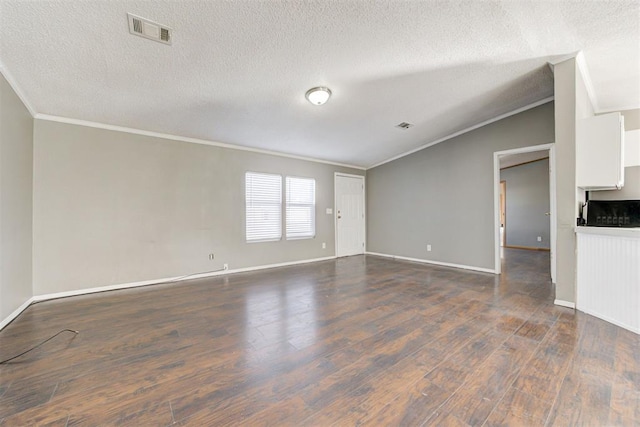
[335,174,365,257]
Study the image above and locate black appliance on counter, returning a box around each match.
[585,200,640,227]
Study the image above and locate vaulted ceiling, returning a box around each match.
[1,1,638,168]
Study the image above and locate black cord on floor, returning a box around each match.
[0,329,78,364]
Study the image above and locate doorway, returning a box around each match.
[493,144,556,282]
[334,173,365,257]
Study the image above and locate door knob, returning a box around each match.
[338,215,342,219]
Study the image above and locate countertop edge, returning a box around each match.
[575,226,640,238]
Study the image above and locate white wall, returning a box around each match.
[33,119,363,295]
[0,72,33,321]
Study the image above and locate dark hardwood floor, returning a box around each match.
[1,249,638,426]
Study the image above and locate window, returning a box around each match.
[245,172,282,242]
[245,173,316,243]
[286,176,316,239]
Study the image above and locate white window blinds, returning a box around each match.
[286,176,316,239]
[245,172,282,242]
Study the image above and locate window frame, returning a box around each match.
[285,175,316,240]
[245,171,283,243]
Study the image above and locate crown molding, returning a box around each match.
[6,52,634,169]
[367,96,555,169]
[547,51,615,114]
[34,114,366,170]
[0,62,37,117]
[598,105,640,114]
[547,51,581,69]
[575,51,600,113]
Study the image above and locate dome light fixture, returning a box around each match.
[305,87,332,105]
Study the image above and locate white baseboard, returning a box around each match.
[32,276,183,303]
[0,296,36,330]
[1,256,336,331]
[214,256,336,276]
[366,252,496,274]
[577,307,639,335]
[554,299,576,309]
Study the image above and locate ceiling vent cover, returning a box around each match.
[395,122,414,129]
[127,13,172,45]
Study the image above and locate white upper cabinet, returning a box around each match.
[577,112,625,191]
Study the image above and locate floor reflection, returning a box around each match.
[493,247,552,299]
[244,279,317,366]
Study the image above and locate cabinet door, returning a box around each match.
[577,112,624,190]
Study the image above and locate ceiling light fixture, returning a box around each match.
[305,87,332,105]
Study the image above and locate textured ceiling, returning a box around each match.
[1,1,638,168]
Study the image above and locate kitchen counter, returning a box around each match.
[575,226,640,238]
[576,227,639,334]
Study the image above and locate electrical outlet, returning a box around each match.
[208,253,215,260]
[223,263,229,270]
[322,242,326,249]
[537,236,542,242]
[427,244,432,252]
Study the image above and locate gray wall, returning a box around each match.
[591,109,640,201]
[0,72,33,321]
[552,59,576,304]
[33,120,363,295]
[366,102,554,271]
[621,108,640,130]
[501,159,550,249]
[589,167,640,200]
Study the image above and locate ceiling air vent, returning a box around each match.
[395,122,414,130]
[160,27,170,43]
[127,13,172,45]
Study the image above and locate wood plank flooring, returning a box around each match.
[1,249,638,426]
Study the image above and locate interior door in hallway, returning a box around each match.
[335,174,365,257]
